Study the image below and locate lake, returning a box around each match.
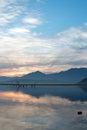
[0,85,87,130]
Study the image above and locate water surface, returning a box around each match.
[0,85,87,130]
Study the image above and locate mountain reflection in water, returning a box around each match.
[1,85,87,101]
[0,85,87,130]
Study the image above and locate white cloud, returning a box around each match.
[9,27,30,34]
[0,12,18,26]
[82,32,87,38]
[0,0,11,8]
[0,0,87,76]
[56,27,87,49]
[0,23,87,76]
[0,1,23,26]
[23,17,42,25]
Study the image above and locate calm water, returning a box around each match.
[0,85,87,130]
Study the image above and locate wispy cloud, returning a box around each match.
[23,17,42,25]
[9,27,30,34]
[0,24,87,76]
[0,0,87,76]
[0,1,23,26]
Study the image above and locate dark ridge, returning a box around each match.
[79,78,87,84]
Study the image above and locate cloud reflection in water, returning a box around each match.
[0,91,87,130]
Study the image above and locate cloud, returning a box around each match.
[0,0,12,8]
[9,27,30,34]
[56,27,87,48]
[0,0,87,76]
[49,28,87,62]
[23,17,42,25]
[0,24,87,76]
[0,1,23,26]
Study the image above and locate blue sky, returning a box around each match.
[0,0,87,76]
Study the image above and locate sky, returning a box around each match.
[0,0,87,76]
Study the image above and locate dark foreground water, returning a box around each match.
[0,85,87,130]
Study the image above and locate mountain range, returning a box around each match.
[0,67,87,84]
[79,78,87,84]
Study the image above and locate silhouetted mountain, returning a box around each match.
[0,76,11,82]
[79,78,87,93]
[79,78,87,84]
[1,67,87,84]
[20,67,87,83]
[22,71,46,79]
[48,68,87,83]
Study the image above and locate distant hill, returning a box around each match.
[0,76,11,82]
[79,78,87,84]
[1,67,87,84]
[48,68,87,83]
[79,78,87,93]
[22,71,46,79]
[20,67,87,83]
